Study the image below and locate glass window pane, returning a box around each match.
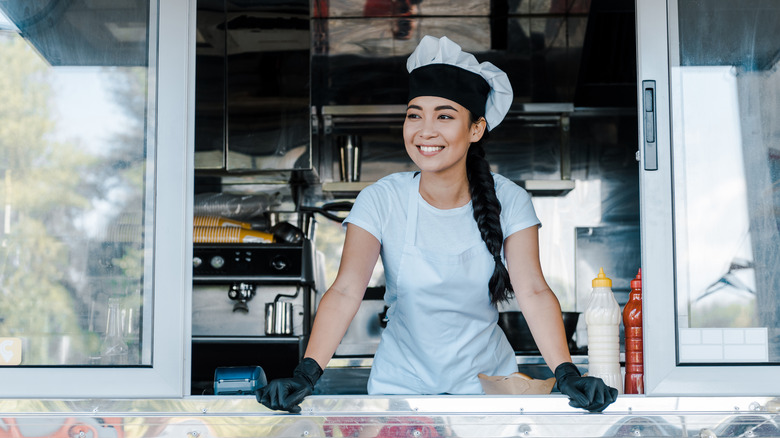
[672,0,780,363]
[0,2,153,366]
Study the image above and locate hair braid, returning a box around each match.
[466,135,514,305]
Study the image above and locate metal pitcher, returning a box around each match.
[264,301,293,336]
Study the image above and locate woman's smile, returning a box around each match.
[417,144,445,155]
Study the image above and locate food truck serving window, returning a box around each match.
[638,0,780,395]
[0,0,191,397]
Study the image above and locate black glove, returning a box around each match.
[555,362,618,412]
[256,357,323,413]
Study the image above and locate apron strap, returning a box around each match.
[404,173,420,246]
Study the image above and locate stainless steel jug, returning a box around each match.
[338,135,362,182]
[264,301,293,336]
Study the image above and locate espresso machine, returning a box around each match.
[190,240,315,395]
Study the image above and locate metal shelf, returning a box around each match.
[323,179,575,197]
[325,354,591,369]
[192,336,304,344]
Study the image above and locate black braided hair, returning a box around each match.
[466,119,514,305]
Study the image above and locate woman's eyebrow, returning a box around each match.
[436,105,458,112]
[406,104,459,112]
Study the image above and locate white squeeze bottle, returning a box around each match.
[585,267,623,394]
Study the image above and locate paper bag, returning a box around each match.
[478,372,556,395]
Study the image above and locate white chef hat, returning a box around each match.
[407,35,513,131]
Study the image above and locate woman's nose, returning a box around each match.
[418,118,437,137]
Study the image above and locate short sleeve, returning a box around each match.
[342,186,383,243]
[495,174,541,237]
[341,172,411,244]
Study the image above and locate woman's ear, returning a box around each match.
[471,117,487,142]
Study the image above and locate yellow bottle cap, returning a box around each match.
[592,267,612,288]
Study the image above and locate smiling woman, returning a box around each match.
[257,35,617,413]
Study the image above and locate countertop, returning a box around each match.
[1,396,778,438]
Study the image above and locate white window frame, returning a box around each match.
[1,0,194,398]
[637,0,780,395]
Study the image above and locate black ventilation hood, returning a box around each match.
[573,0,637,108]
[314,0,638,111]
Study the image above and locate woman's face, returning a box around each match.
[403,95,486,176]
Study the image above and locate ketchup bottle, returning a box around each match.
[623,268,644,394]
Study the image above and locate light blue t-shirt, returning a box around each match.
[343,171,540,309]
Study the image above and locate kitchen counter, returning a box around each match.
[316,355,594,395]
[1,396,778,437]
[326,354,591,368]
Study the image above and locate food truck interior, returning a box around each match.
[188,0,641,395]
[3,0,777,404]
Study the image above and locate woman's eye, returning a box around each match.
[438,114,453,120]
[406,113,421,119]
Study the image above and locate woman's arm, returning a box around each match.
[304,223,381,369]
[504,225,572,372]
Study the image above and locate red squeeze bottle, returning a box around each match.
[623,268,644,394]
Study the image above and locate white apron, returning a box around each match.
[367,174,517,394]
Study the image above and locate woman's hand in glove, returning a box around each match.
[256,357,323,413]
[555,362,618,412]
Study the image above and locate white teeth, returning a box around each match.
[420,146,444,153]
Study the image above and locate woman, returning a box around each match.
[258,36,618,413]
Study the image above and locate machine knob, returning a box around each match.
[271,256,287,271]
[210,255,225,269]
[193,256,202,268]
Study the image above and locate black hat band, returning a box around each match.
[408,64,490,119]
